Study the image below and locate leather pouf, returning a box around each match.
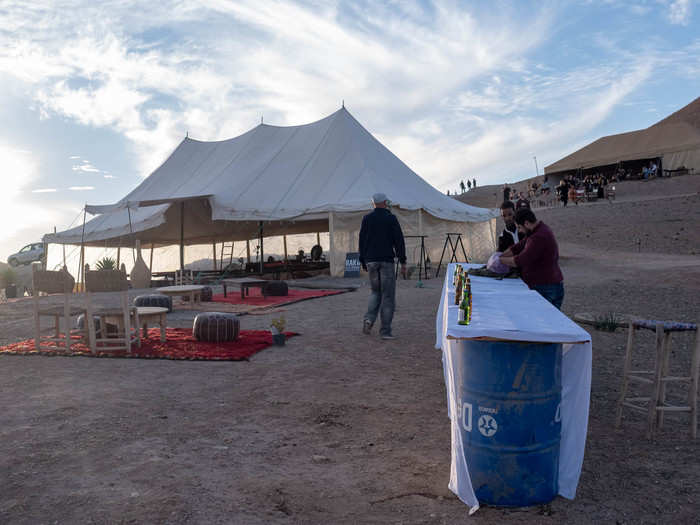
[193,312,240,342]
[75,314,117,337]
[134,294,173,313]
[262,281,288,297]
[182,286,213,302]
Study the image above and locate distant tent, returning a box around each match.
[46,108,498,276]
[545,96,700,176]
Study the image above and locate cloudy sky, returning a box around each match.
[0,0,698,262]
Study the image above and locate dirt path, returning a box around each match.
[1,191,699,523]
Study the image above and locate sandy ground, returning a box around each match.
[1,179,699,524]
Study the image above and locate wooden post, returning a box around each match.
[79,244,86,292]
[246,240,251,264]
[116,246,121,268]
[212,242,217,271]
[149,244,154,272]
[283,235,288,262]
[179,201,185,271]
[316,232,320,246]
[259,222,264,274]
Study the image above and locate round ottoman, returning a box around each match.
[263,281,288,297]
[182,286,213,302]
[134,293,173,312]
[193,312,240,342]
[76,314,117,338]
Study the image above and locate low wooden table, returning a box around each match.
[135,306,168,342]
[102,306,168,344]
[222,278,268,299]
[156,285,205,305]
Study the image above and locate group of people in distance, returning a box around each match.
[555,171,612,207]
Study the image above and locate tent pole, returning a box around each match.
[246,239,251,265]
[149,243,154,272]
[258,221,264,274]
[78,207,87,290]
[328,211,335,276]
[283,235,288,262]
[116,246,121,267]
[179,201,185,271]
[212,242,217,271]
[316,232,320,246]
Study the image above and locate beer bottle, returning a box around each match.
[458,286,469,325]
[454,271,462,305]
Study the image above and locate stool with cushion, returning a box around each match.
[134,294,173,312]
[262,281,288,297]
[616,318,699,439]
[193,312,240,342]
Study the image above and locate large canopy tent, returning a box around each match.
[45,107,498,277]
[545,96,700,178]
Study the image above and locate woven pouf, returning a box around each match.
[263,281,288,297]
[134,293,173,312]
[182,286,213,302]
[193,312,240,342]
[75,314,117,337]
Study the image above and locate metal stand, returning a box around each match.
[435,233,468,278]
[398,235,429,281]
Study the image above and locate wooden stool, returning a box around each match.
[616,318,699,439]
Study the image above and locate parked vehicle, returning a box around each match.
[7,243,45,267]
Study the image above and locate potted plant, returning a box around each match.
[270,316,287,345]
[95,256,116,270]
[1,267,17,298]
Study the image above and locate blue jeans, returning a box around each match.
[364,261,396,336]
[532,282,565,310]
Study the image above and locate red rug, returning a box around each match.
[213,287,346,307]
[0,328,298,361]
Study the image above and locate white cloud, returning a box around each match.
[71,160,101,173]
[667,0,692,24]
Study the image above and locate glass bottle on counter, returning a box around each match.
[458,277,471,325]
[454,270,463,305]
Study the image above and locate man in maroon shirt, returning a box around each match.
[499,208,564,309]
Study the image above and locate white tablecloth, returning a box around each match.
[435,263,592,514]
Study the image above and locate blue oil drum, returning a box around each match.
[453,340,563,506]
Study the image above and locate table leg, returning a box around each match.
[159,314,166,342]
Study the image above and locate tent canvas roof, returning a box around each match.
[544,96,700,174]
[47,107,496,246]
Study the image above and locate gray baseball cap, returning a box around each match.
[372,192,389,204]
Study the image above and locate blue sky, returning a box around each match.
[0,0,698,262]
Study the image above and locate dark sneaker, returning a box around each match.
[363,319,372,334]
[381,333,396,340]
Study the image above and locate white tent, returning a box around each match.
[46,107,498,276]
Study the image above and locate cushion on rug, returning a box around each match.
[134,294,173,312]
[193,312,240,342]
[262,281,288,296]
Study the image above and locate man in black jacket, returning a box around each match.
[359,193,407,340]
[497,201,520,252]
